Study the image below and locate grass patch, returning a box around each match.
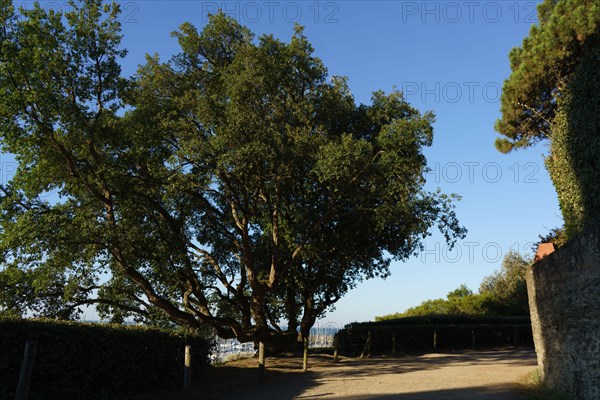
[520,369,570,400]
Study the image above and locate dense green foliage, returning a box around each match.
[376,291,497,320]
[0,1,465,344]
[336,316,533,356]
[0,318,210,400]
[376,251,531,320]
[479,251,531,315]
[495,0,600,237]
[544,47,600,237]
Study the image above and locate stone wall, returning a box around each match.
[527,224,600,399]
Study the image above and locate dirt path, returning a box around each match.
[193,348,537,400]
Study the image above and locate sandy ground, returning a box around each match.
[139,347,538,400]
[203,348,537,400]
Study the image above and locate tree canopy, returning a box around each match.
[495,0,600,236]
[0,0,465,344]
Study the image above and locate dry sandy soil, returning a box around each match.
[142,347,538,400]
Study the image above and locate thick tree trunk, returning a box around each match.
[300,299,317,371]
[302,336,309,372]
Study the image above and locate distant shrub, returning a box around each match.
[376,292,500,321]
[0,318,211,400]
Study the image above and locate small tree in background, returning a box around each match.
[479,251,531,316]
[447,284,473,299]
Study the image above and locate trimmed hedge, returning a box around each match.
[0,318,211,400]
[335,316,533,357]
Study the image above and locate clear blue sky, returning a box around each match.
[27,1,563,326]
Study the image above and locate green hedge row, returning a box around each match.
[335,316,533,357]
[0,318,212,400]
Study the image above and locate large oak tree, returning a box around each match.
[0,0,465,345]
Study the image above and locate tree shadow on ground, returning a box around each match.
[132,347,536,400]
[295,384,528,400]
[314,347,536,380]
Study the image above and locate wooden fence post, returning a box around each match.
[333,336,339,362]
[360,332,372,359]
[433,330,437,351]
[183,345,192,400]
[392,333,396,357]
[15,340,37,400]
[258,342,265,383]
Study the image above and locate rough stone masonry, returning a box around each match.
[527,223,600,399]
